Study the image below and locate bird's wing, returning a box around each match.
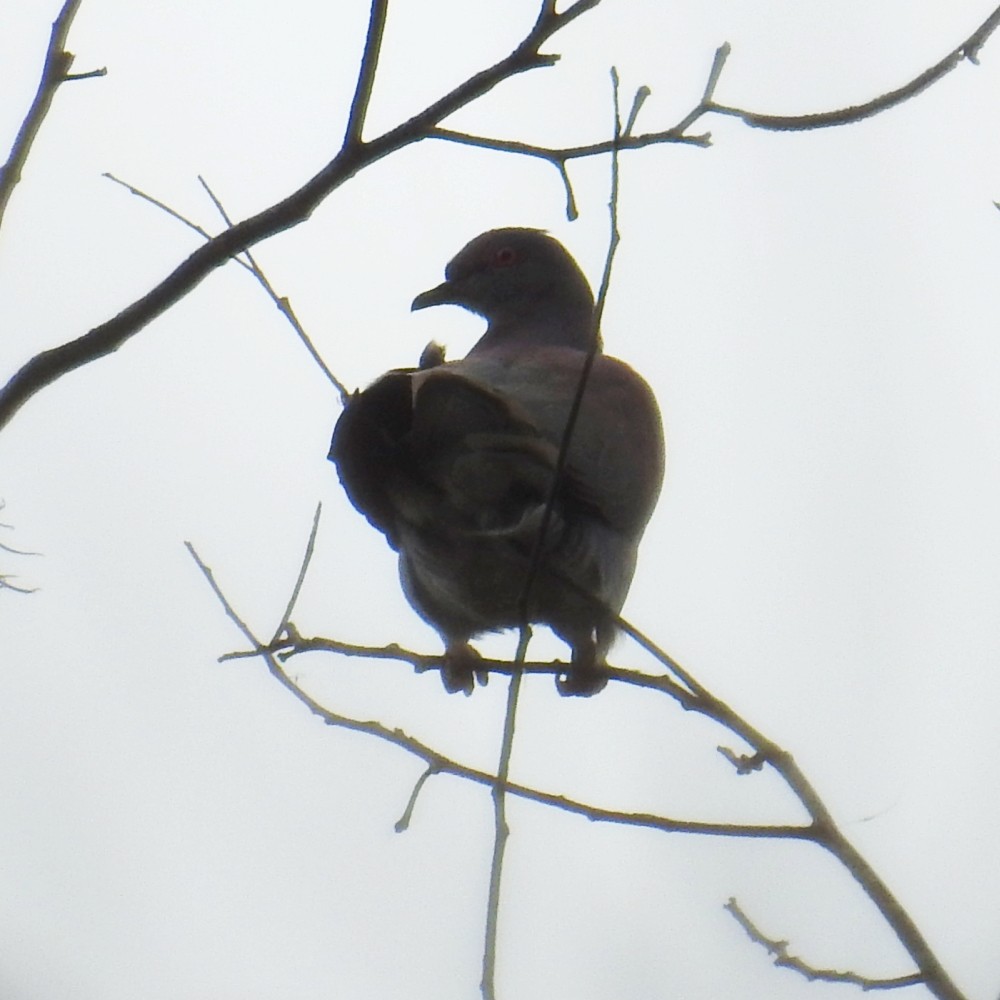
[330,365,567,547]
[447,347,665,537]
[328,369,414,546]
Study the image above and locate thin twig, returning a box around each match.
[0,514,40,591]
[344,0,389,145]
[102,172,252,270]
[725,898,925,992]
[272,664,817,841]
[481,66,628,1000]
[102,171,348,399]
[271,502,323,643]
[480,636,523,1000]
[710,5,1000,131]
[0,504,40,557]
[395,765,438,832]
[427,125,709,221]
[0,537,40,558]
[426,124,708,160]
[196,177,349,400]
[65,67,106,81]
[185,542,260,650]
[0,575,37,594]
[669,43,731,135]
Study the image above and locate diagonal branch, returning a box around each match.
[0,0,104,231]
[611,617,965,1000]
[4,2,998,431]
[710,4,1000,131]
[103,171,349,400]
[0,0,605,432]
[267,658,818,844]
[725,898,926,992]
[194,481,966,999]
[255,623,966,998]
[426,1,1000,215]
[343,0,389,145]
[101,171,238,261]
[188,541,813,847]
[195,177,350,401]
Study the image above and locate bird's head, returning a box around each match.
[411,228,598,351]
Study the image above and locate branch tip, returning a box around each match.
[65,66,107,81]
[344,0,389,144]
[718,745,766,775]
[725,898,927,992]
[703,42,731,104]
[0,0,85,231]
[624,84,651,136]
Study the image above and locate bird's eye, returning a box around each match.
[493,247,517,267]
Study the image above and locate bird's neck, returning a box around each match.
[470,302,599,355]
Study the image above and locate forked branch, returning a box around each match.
[0,0,105,231]
[194,501,967,1000]
[3,2,999,430]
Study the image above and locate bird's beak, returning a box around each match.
[411,281,454,311]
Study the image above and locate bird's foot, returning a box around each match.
[440,642,489,695]
[556,637,608,696]
[556,665,608,697]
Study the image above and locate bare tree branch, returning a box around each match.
[427,1,1000,218]
[265,663,819,843]
[394,765,437,832]
[222,618,967,996]
[195,178,350,402]
[5,2,996,432]
[271,502,324,644]
[0,0,105,231]
[426,124,709,221]
[224,633,702,709]
[0,503,40,593]
[725,898,926,992]
[344,0,388,145]
[188,541,818,849]
[710,4,1000,131]
[102,171,234,260]
[481,651,520,1000]
[64,67,106,81]
[0,528,40,559]
[102,172,349,400]
[0,0,605,431]
[0,574,37,594]
[604,610,963,1000]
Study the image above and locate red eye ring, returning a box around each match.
[493,247,517,267]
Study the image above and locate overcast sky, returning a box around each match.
[3,2,1000,998]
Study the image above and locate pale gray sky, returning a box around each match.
[2,2,1000,998]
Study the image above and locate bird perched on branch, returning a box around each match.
[330,228,663,695]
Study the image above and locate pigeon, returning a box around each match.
[329,228,664,695]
